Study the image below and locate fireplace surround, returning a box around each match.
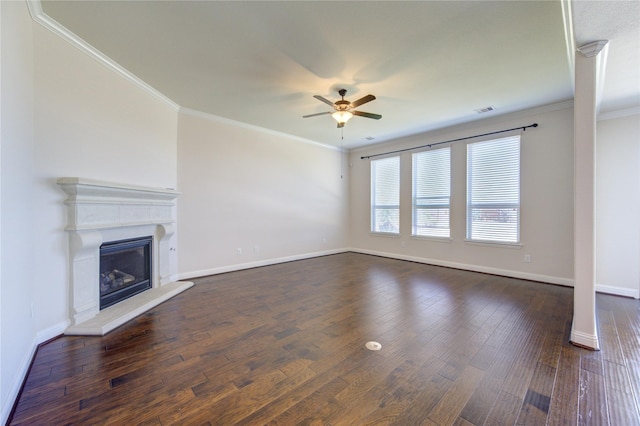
[58,178,193,335]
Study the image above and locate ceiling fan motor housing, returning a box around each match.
[335,100,350,111]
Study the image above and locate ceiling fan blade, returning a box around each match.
[303,111,332,118]
[337,122,345,128]
[350,94,376,108]
[313,95,335,107]
[353,110,382,120]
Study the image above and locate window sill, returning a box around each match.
[464,239,522,249]
[410,235,453,243]
[370,232,401,238]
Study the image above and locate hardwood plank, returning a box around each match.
[459,375,503,425]
[333,353,400,407]
[547,345,581,425]
[331,362,420,426]
[500,323,545,398]
[427,365,485,424]
[599,309,626,365]
[236,346,369,424]
[612,303,640,364]
[229,366,318,424]
[356,380,423,425]
[453,417,475,426]
[484,390,522,426]
[628,359,640,414]
[267,376,349,425]
[578,367,609,425]
[604,359,640,425]
[516,362,556,425]
[388,373,451,426]
[537,320,566,369]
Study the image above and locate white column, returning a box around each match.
[571,40,608,350]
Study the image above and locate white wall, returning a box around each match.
[596,112,640,298]
[177,111,349,278]
[350,103,575,284]
[1,2,178,421]
[1,2,36,419]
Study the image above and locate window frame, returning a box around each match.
[370,156,401,235]
[411,147,451,239]
[466,135,521,245]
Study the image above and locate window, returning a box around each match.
[412,147,450,238]
[467,135,520,243]
[371,156,400,234]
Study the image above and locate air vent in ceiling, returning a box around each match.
[474,106,495,114]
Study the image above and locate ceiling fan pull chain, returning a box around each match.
[341,128,344,179]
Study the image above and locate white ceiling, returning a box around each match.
[39,0,639,149]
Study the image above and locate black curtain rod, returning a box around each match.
[360,123,539,160]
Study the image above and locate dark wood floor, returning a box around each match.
[9,253,640,425]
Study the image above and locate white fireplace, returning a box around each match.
[58,177,193,335]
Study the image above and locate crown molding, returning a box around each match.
[577,40,609,58]
[26,0,179,111]
[598,106,640,121]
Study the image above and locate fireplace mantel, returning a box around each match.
[58,177,179,230]
[58,178,193,335]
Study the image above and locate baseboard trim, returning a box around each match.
[179,247,574,287]
[596,283,639,299]
[2,343,37,425]
[178,248,350,281]
[570,324,600,350]
[36,320,70,343]
[2,326,66,425]
[348,248,574,287]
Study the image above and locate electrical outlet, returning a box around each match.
[524,254,532,263]
[253,245,259,254]
[237,248,242,255]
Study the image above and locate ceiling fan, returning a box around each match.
[303,89,382,128]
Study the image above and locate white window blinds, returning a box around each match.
[467,135,520,243]
[412,147,450,238]
[371,156,400,234]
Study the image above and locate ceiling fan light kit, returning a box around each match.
[304,88,381,128]
[332,110,353,125]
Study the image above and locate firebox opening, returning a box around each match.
[99,236,152,310]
